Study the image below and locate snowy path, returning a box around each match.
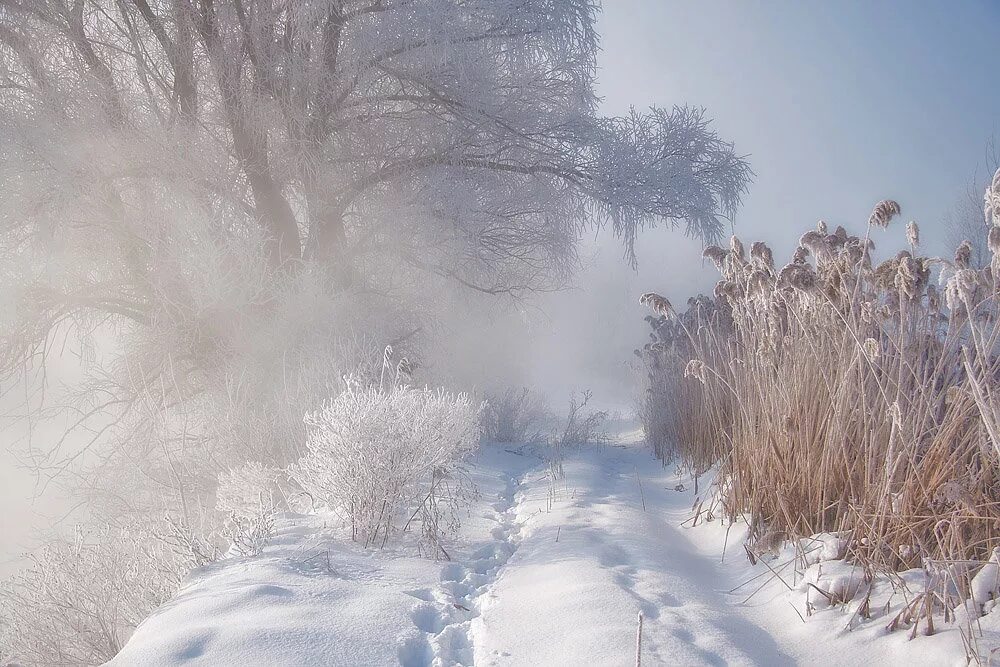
[112,434,963,666]
[397,466,528,667]
[467,440,794,666]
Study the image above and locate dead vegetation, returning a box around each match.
[637,169,1000,647]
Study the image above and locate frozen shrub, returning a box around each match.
[0,619,12,667]
[480,387,554,443]
[216,462,289,518]
[216,463,290,558]
[290,386,481,553]
[0,522,202,667]
[550,390,609,477]
[558,390,610,447]
[221,512,274,560]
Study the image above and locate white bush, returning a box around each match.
[480,387,553,444]
[291,386,481,552]
[216,462,287,519]
[216,462,291,557]
[0,521,203,666]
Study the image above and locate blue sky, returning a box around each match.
[599,0,1000,258]
[530,0,1000,399]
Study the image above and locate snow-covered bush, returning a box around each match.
[558,390,610,447]
[216,463,291,558]
[0,618,12,667]
[480,387,553,444]
[220,512,274,560]
[216,462,288,519]
[291,386,481,553]
[548,390,610,478]
[0,522,203,667]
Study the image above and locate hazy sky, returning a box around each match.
[527,0,1000,402]
[4,1,1000,574]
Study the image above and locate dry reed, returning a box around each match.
[637,171,1000,610]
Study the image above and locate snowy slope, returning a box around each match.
[108,514,438,666]
[109,446,539,667]
[112,434,986,666]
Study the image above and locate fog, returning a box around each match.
[543,0,1000,402]
[1,0,999,619]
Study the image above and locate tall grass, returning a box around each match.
[638,171,1000,579]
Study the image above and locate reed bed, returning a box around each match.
[638,170,1000,581]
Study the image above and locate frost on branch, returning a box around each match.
[587,107,752,265]
[290,386,481,553]
[0,522,207,666]
[480,387,554,444]
[216,462,292,558]
[0,0,750,303]
[0,0,750,658]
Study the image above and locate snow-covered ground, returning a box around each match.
[112,430,991,666]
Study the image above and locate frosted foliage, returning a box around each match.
[0,0,747,521]
[480,387,553,444]
[988,167,1000,226]
[216,462,286,520]
[0,523,202,666]
[291,386,481,549]
[0,0,750,488]
[215,462,288,557]
[0,0,749,309]
[0,1,749,661]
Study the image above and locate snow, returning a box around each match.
[970,547,1000,610]
[109,516,439,666]
[471,438,792,666]
[112,429,998,666]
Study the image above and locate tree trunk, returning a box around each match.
[193,0,301,266]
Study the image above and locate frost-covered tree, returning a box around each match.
[0,0,750,543]
[945,137,999,267]
[0,0,749,303]
[0,0,749,478]
[0,3,750,661]
[0,0,751,503]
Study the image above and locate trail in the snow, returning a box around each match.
[467,434,958,666]
[398,451,539,667]
[113,430,967,667]
[591,448,795,666]
[472,436,798,666]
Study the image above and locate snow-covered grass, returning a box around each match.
[678,470,1000,667]
[290,385,481,554]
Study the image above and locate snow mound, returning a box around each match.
[110,516,438,666]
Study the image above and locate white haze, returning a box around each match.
[1,0,999,581]
[531,0,1000,409]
